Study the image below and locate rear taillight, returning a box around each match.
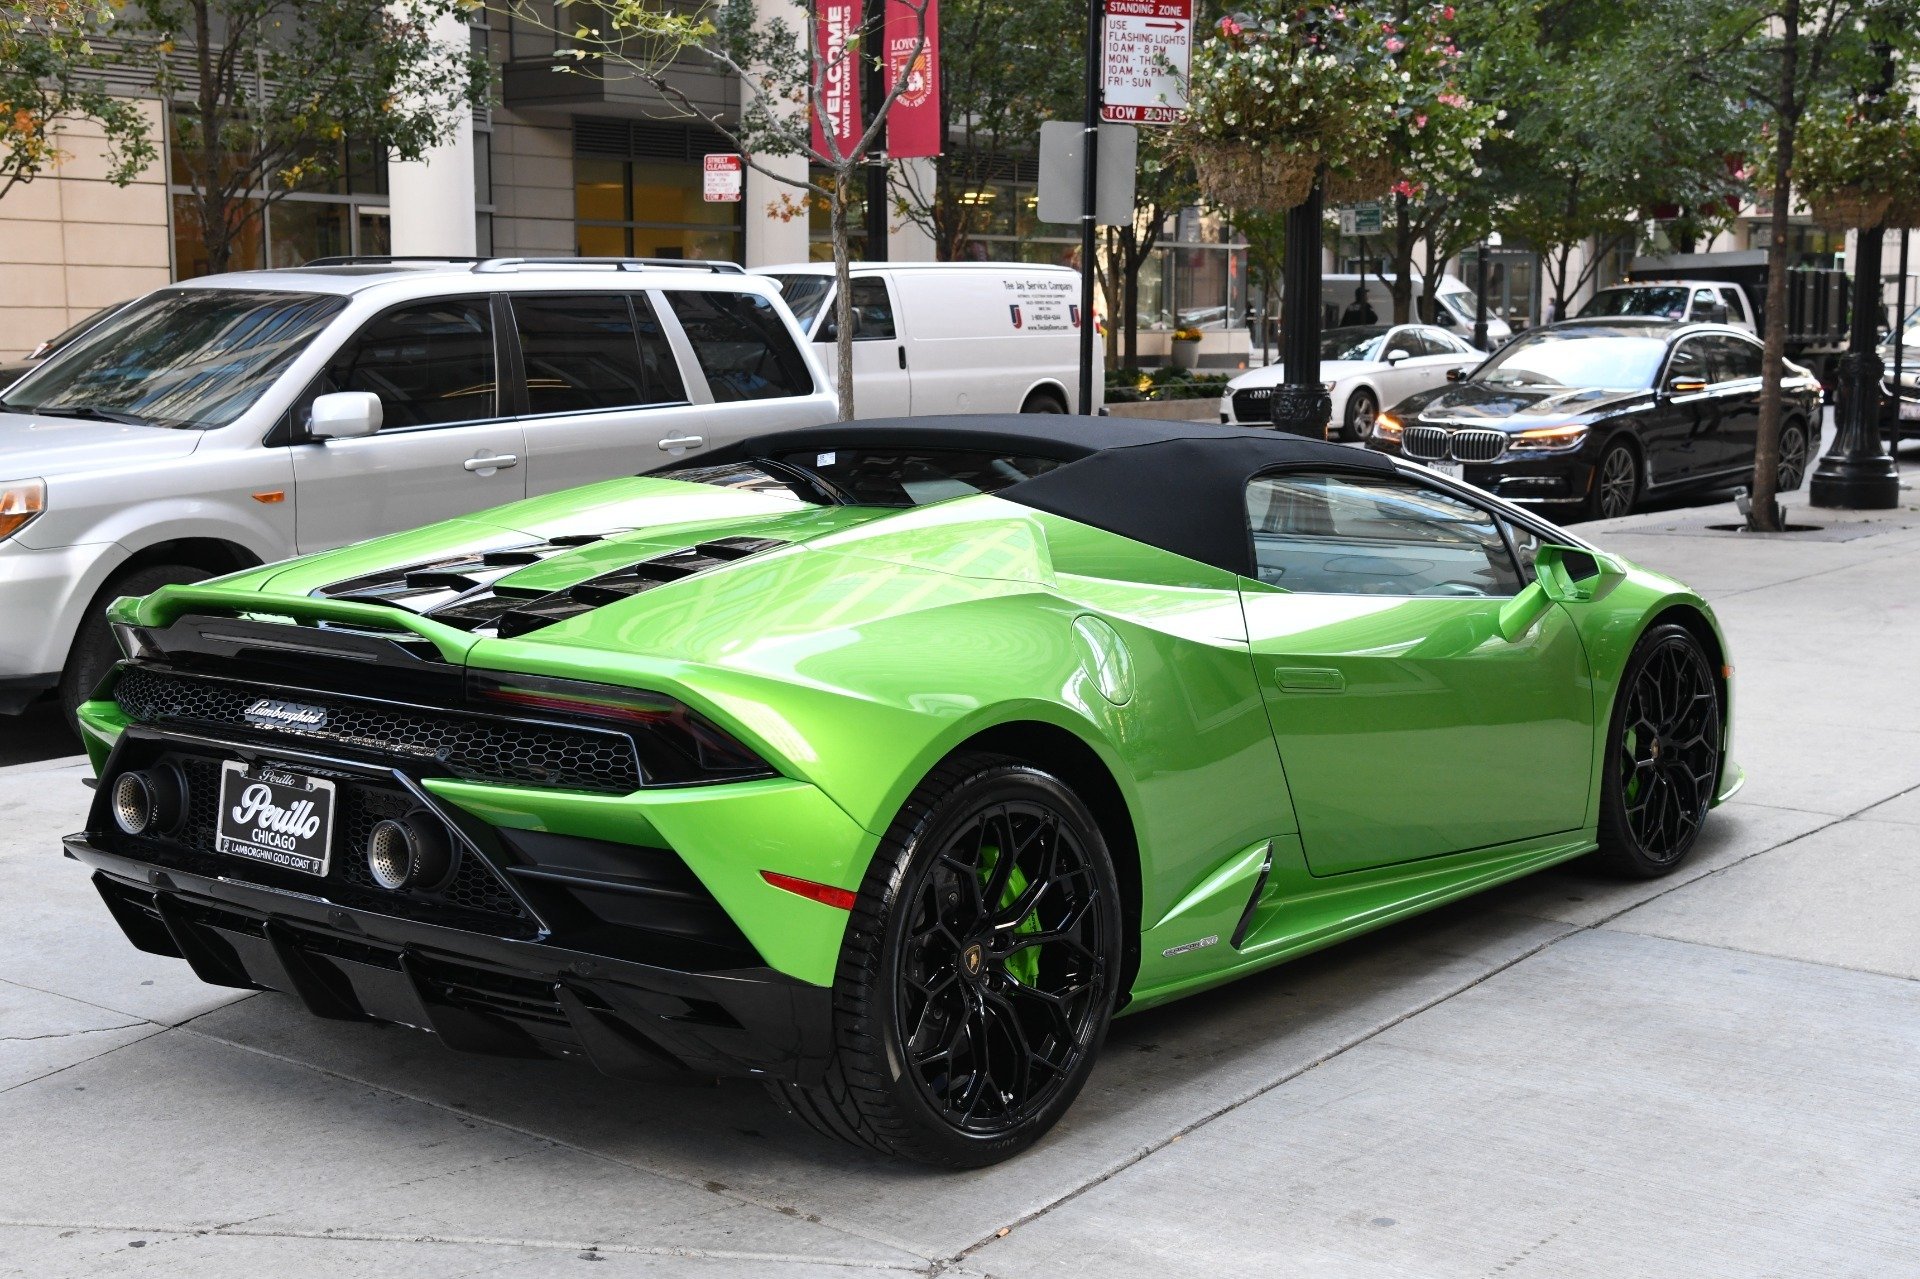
[468,672,774,786]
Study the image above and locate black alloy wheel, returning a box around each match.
[772,752,1121,1167]
[1343,389,1379,442]
[1588,441,1639,520]
[1776,421,1809,491]
[1593,623,1721,878]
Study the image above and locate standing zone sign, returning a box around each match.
[703,154,743,202]
[1100,0,1191,124]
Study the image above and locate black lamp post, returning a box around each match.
[1472,237,1490,350]
[1271,172,1331,437]
[1810,41,1899,510]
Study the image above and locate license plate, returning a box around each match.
[1901,402,1920,420]
[1427,460,1465,480]
[215,760,336,877]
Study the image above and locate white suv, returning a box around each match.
[0,257,835,723]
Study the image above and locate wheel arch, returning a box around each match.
[1020,382,1071,413]
[112,536,263,582]
[940,719,1146,1007]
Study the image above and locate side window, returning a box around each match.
[665,290,813,403]
[849,279,896,340]
[1502,518,1542,581]
[631,294,687,402]
[1416,330,1455,356]
[1666,338,1711,388]
[319,298,496,429]
[512,294,648,416]
[1711,335,1762,381]
[1718,287,1745,319]
[1383,329,1421,360]
[1244,471,1526,597]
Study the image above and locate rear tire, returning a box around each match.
[770,751,1122,1167]
[1591,623,1721,878]
[1021,390,1068,414]
[1776,420,1809,492]
[58,563,212,733]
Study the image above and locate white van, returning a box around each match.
[756,263,1096,416]
[1322,273,1512,347]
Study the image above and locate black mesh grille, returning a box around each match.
[144,751,532,931]
[1449,429,1508,462]
[115,667,641,794]
[1232,387,1273,423]
[1402,425,1449,460]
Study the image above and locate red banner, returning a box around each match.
[810,0,863,159]
[884,0,942,158]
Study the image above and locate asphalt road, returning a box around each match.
[3,423,1919,1276]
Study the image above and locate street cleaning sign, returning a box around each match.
[1100,0,1191,124]
[703,154,743,202]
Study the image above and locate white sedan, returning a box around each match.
[1220,323,1486,440]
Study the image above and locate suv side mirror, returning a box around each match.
[1497,544,1626,641]
[308,391,382,440]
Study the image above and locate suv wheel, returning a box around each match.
[59,564,211,732]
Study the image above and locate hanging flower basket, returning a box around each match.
[1324,153,1399,206]
[1809,191,1893,230]
[1191,142,1320,213]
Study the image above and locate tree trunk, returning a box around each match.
[1390,195,1414,324]
[1750,0,1799,533]
[191,0,231,276]
[830,176,857,420]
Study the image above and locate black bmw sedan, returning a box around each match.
[1365,317,1822,519]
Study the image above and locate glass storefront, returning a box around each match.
[576,157,744,261]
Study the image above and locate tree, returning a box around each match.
[134,0,489,275]
[514,0,930,420]
[1,0,154,203]
[889,0,1079,260]
[1102,134,1196,367]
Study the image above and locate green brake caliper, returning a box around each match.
[980,845,1041,987]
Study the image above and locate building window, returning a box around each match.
[574,156,743,261]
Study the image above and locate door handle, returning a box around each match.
[463,454,519,471]
[897,345,907,370]
[657,435,705,451]
[1274,666,1345,693]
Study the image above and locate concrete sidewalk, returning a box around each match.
[3,476,1918,1277]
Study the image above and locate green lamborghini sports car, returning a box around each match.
[68,417,1738,1166]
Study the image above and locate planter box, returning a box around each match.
[1103,397,1223,422]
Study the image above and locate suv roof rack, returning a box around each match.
[303,255,488,267]
[470,256,744,274]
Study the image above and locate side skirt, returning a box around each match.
[1121,828,1596,1014]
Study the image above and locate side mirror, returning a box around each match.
[1497,544,1626,641]
[1667,376,1708,395]
[1704,303,1730,324]
[1446,367,1466,382]
[308,391,382,440]
[1386,349,1410,363]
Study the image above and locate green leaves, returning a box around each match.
[0,0,156,201]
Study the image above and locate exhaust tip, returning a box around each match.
[110,766,184,837]
[366,812,453,891]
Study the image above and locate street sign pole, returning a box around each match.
[1078,0,1101,415]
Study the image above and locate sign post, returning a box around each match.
[702,154,743,203]
[1078,0,1103,415]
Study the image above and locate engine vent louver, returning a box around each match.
[316,535,789,640]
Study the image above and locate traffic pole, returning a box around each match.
[1078,0,1101,415]
[1894,228,1909,473]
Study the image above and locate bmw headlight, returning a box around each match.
[1508,425,1588,453]
[0,478,44,542]
[1373,413,1404,443]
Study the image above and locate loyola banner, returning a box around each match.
[884,0,942,158]
[811,0,862,158]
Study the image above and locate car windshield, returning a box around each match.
[1580,287,1690,321]
[0,288,345,429]
[1322,327,1387,361]
[1439,290,1479,322]
[669,447,1065,508]
[1882,305,1920,351]
[1472,331,1669,391]
[769,275,832,331]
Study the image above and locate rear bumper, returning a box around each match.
[70,831,835,1082]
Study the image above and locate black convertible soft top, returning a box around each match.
[701,415,1394,578]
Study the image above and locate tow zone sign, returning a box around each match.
[1100,0,1190,125]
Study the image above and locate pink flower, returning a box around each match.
[1386,36,1405,51]
[1438,91,1468,108]
[1443,5,1455,18]
[1218,15,1243,35]
[1381,21,1396,32]
[1415,113,1428,128]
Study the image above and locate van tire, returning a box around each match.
[1021,389,1068,414]
[59,563,212,733]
